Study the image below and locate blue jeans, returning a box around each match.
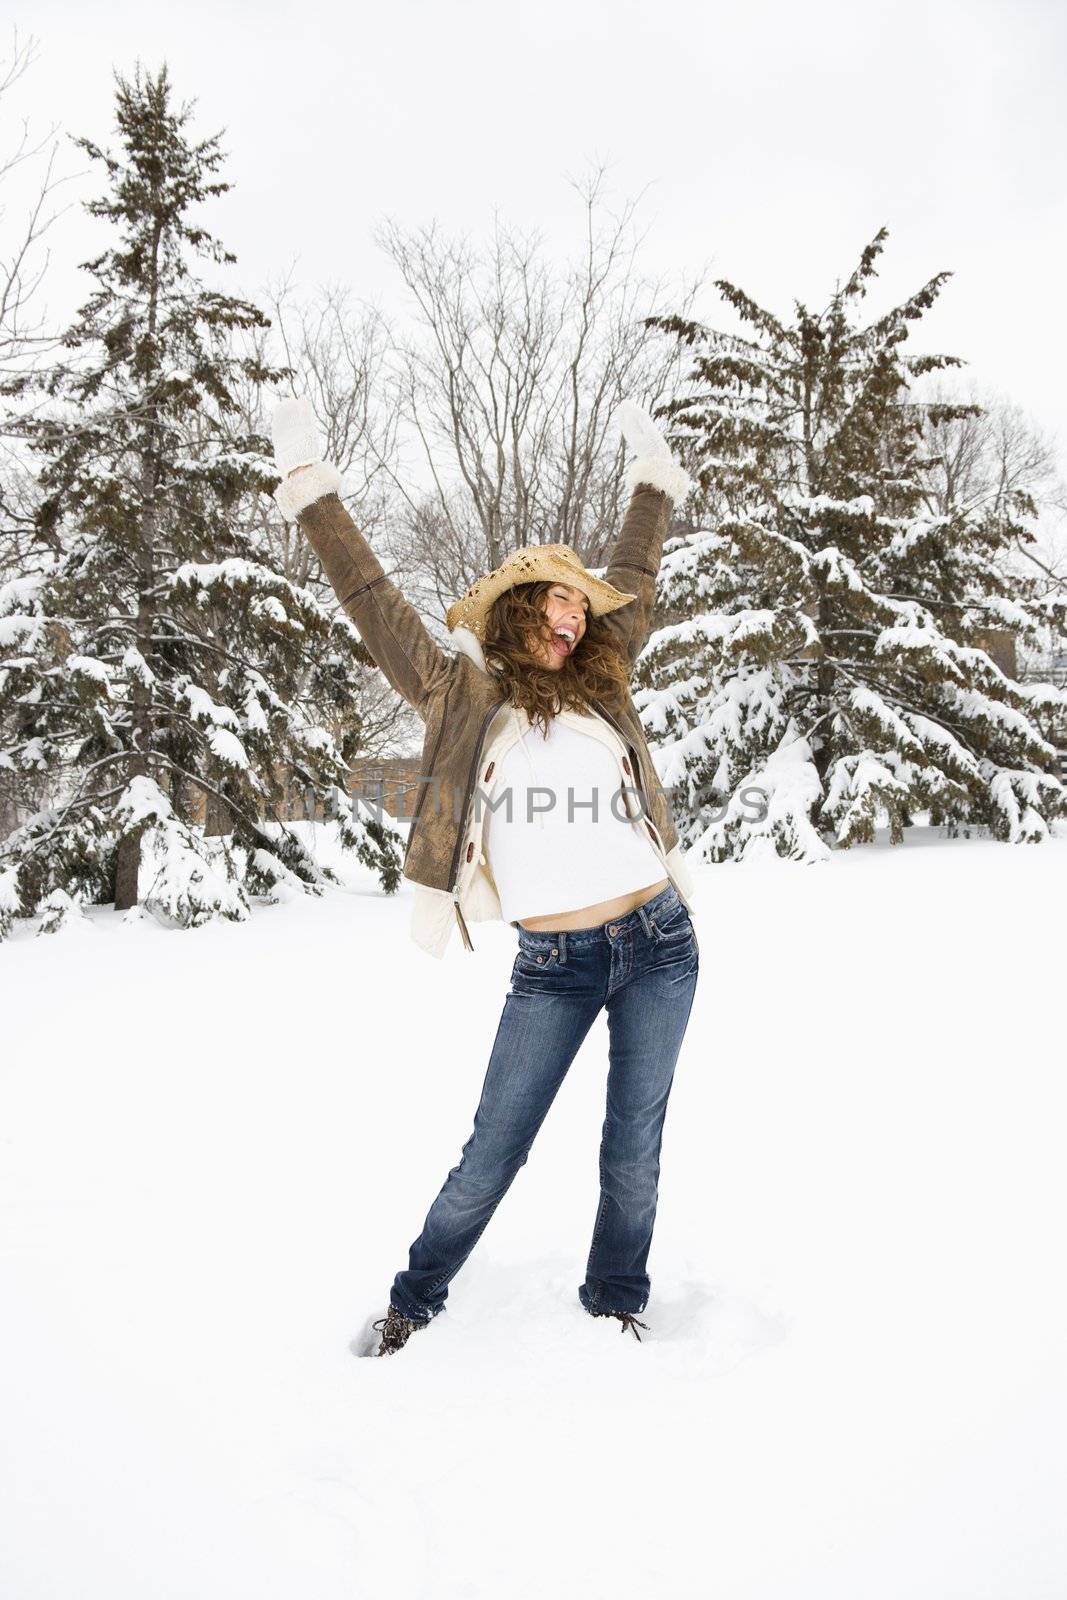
[389,882,700,1323]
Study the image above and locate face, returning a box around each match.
[530,582,590,671]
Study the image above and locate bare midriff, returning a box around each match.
[517,877,669,934]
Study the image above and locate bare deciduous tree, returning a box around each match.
[0,28,77,376]
[0,26,83,581]
[920,378,1067,675]
[372,165,704,619]
[229,273,419,759]
[921,379,1066,588]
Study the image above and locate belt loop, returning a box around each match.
[557,930,568,964]
[636,901,654,939]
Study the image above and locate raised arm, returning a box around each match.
[598,400,694,668]
[272,399,454,715]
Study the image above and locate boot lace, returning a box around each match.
[603,1310,650,1341]
[371,1305,422,1355]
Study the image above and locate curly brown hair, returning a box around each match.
[483,580,632,735]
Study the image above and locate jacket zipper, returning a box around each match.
[447,697,508,950]
[453,894,474,951]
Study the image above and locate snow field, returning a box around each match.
[1,823,1065,1598]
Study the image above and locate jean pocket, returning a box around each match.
[649,902,693,944]
[514,944,561,973]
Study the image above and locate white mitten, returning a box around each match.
[270,396,343,519]
[613,397,693,505]
[614,398,673,460]
[271,396,323,476]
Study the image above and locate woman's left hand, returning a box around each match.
[613,398,675,462]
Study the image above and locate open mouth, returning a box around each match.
[551,626,575,658]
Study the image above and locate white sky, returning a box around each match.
[6,0,1067,507]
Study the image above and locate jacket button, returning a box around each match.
[622,756,631,775]
[535,954,544,964]
[484,761,495,781]
[465,841,474,862]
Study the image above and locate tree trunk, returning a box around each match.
[114,213,165,914]
[113,822,144,911]
[114,491,157,910]
[204,787,231,837]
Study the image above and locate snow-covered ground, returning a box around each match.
[1,822,1065,1600]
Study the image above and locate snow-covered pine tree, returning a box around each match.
[636,227,1067,863]
[0,64,400,937]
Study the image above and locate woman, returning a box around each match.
[272,396,700,1356]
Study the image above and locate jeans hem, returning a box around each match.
[578,1283,649,1319]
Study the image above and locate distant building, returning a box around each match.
[275,756,423,824]
[346,756,426,820]
[972,628,1018,679]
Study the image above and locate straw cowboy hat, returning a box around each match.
[443,398,692,641]
[444,543,637,641]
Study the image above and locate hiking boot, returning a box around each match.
[594,1309,650,1341]
[370,1304,427,1356]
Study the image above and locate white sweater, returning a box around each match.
[481,709,667,922]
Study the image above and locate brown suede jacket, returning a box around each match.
[280,457,691,952]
